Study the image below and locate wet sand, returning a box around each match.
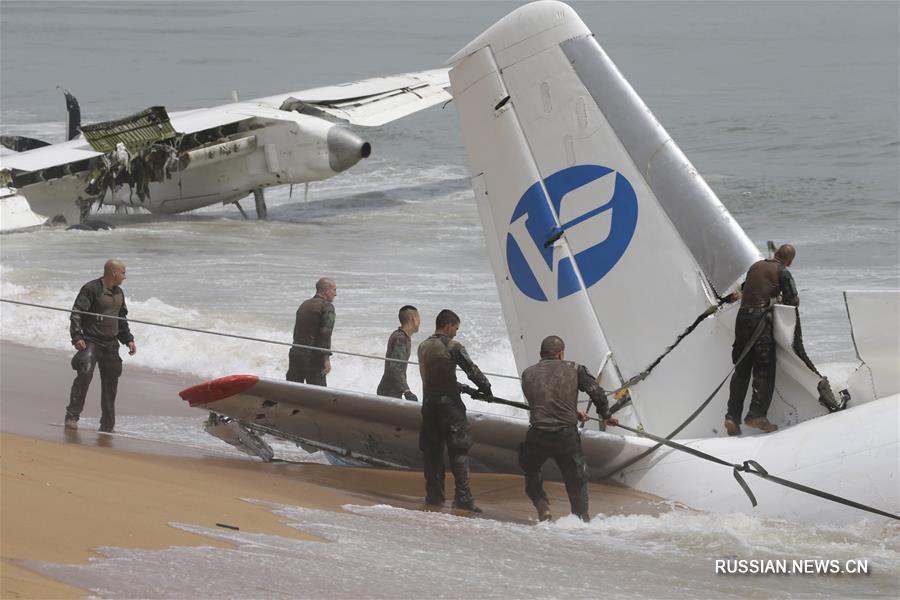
[0,341,663,598]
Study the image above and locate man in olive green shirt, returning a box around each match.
[377,305,420,401]
[519,335,618,522]
[417,309,491,512]
[287,278,336,386]
[66,258,137,433]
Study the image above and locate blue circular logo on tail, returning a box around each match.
[506,165,638,301]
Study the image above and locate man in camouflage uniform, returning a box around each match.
[286,278,336,386]
[66,258,137,433]
[725,244,800,436]
[519,335,617,522]
[417,309,492,512]
[376,305,420,401]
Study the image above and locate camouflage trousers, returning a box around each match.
[727,308,775,422]
[419,394,474,506]
[286,349,327,386]
[518,426,589,521]
[376,378,403,399]
[66,340,122,432]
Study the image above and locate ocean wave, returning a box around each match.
[30,501,898,599]
[0,274,521,402]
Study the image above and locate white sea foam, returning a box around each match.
[28,501,900,599]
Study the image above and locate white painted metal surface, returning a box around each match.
[0,138,101,174]
[0,187,46,232]
[180,376,653,476]
[447,0,778,439]
[845,290,900,402]
[181,136,258,171]
[621,394,899,525]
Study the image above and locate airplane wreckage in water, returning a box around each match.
[177,1,900,525]
[0,70,450,231]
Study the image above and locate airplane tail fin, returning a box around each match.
[448,1,827,437]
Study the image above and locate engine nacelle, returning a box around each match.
[245,113,371,188]
[327,126,371,173]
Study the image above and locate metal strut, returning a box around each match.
[253,188,267,220]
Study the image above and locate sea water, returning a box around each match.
[27,502,900,599]
[1,1,898,597]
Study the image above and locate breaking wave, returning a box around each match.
[28,501,900,599]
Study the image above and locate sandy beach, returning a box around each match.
[1,341,661,598]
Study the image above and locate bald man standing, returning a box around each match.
[725,244,800,436]
[66,259,137,433]
[519,335,617,522]
[287,277,337,386]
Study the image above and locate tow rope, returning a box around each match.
[599,307,773,477]
[0,298,521,381]
[607,297,730,398]
[459,384,529,410]
[458,386,899,521]
[11,298,892,520]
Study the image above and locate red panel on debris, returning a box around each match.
[179,375,260,406]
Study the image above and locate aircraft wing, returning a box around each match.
[0,138,102,173]
[0,107,266,176]
[1,68,450,177]
[179,375,652,476]
[255,68,452,127]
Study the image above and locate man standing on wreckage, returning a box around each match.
[725,244,800,436]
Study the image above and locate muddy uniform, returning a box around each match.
[726,259,799,422]
[519,358,609,521]
[376,328,412,399]
[286,295,335,386]
[417,332,490,507]
[67,278,134,432]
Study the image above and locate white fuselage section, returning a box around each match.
[618,394,900,525]
[16,112,359,224]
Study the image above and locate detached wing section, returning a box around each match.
[256,68,452,127]
[179,375,651,475]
